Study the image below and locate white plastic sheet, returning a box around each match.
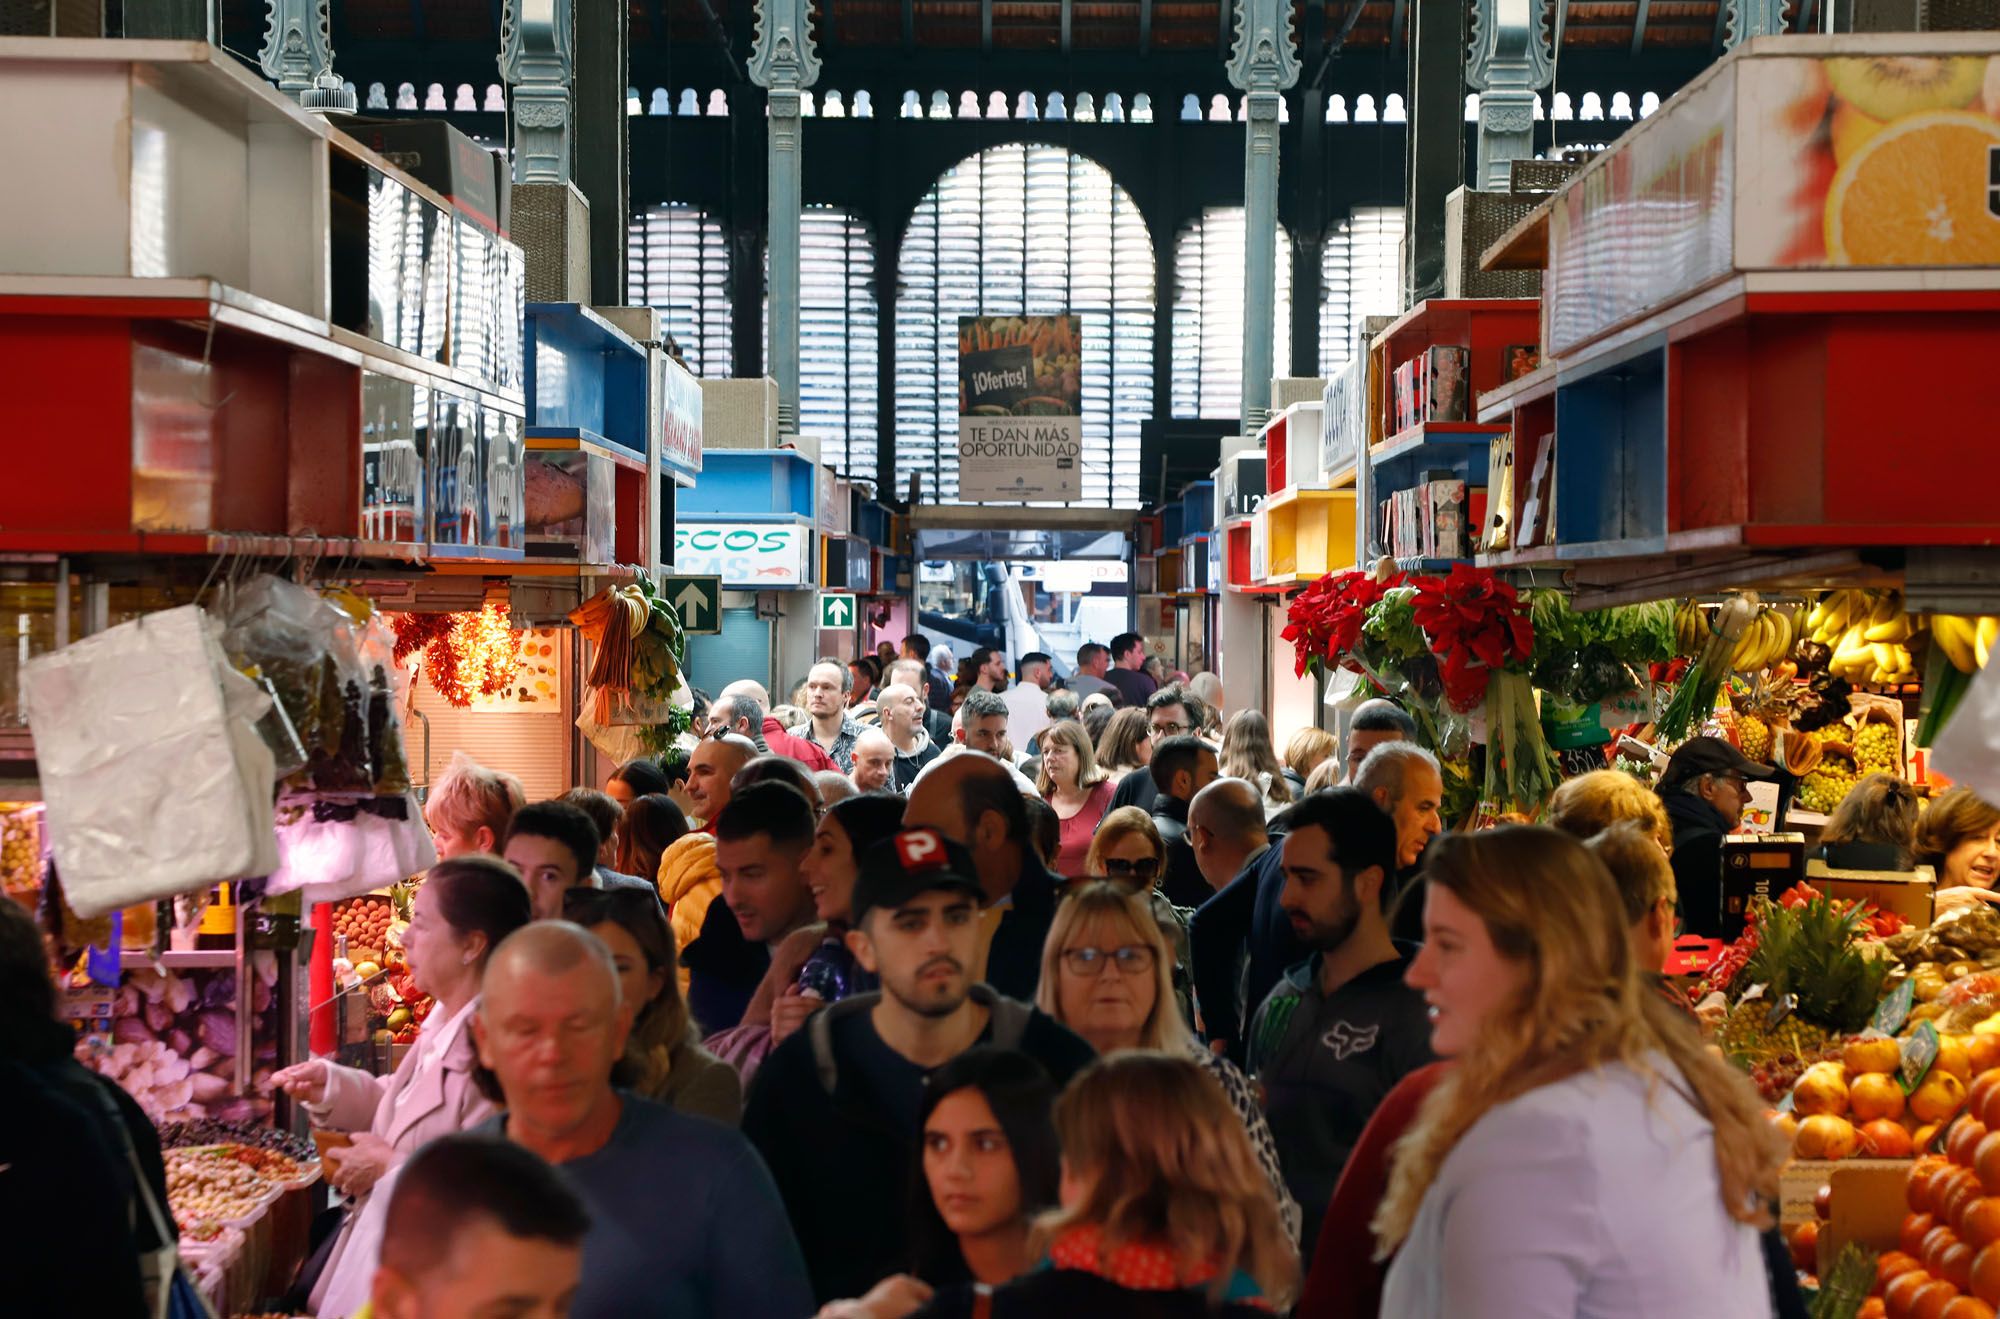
[1932,660,2000,804]
[22,605,280,916]
[265,793,436,905]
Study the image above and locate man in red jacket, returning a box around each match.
[715,681,837,773]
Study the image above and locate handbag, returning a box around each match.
[88,1083,218,1319]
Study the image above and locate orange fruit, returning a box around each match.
[1894,1271,1939,1317]
[1958,1120,1994,1168]
[1948,1295,2000,1319]
[1825,112,2000,267]
[1917,1280,1967,1319]
[1977,1132,2000,1194]
[1946,1040,1979,1084]
[1921,1161,1955,1212]
[1968,1200,2000,1250]
[1975,1243,2000,1304]
[1892,1250,1936,1285]
[1973,1072,2000,1125]
[1913,1214,1945,1256]
[1862,1302,1886,1319]
[1945,1241,1980,1291]
[1934,1227,1968,1276]
[1872,1121,1920,1158]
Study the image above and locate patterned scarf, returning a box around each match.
[1046,1224,1271,1309]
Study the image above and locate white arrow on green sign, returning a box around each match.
[820,592,856,630]
[661,575,722,635]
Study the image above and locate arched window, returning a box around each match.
[895,145,1155,506]
[763,208,880,480]
[1319,207,1404,376]
[1170,208,1291,422]
[627,203,734,378]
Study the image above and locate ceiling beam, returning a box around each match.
[1139,0,1152,52]
[1060,0,1072,54]
[902,0,915,52]
[1630,0,1650,55]
[1712,0,1729,53]
[1389,0,1407,58]
[982,0,994,52]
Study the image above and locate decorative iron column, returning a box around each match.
[1466,0,1552,190]
[1226,0,1298,434]
[259,0,355,114]
[750,0,822,438]
[1725,0,1789,46]
[499,0,575,186]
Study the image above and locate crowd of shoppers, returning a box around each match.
[36,627,1858,1319]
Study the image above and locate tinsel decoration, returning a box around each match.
[391,605,524,708]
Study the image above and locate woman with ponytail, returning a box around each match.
[1372,826,1787,1318]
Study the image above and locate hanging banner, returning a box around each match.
[957,315,1082,502]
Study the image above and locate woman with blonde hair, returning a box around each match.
[1094,707,1154,781]
[1919,786,2000,912]
[1547,768,1673,851]
[1218,710,1295,818]
[1038,721,1117,880]
[1035,882,1299,1243]
[916,1052,1297,1315]
[1374,826,1786,1317]
[1284,727,1336,796]
[1081,810,1195,1015]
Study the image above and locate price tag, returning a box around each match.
[1902,1019,1940,1094]
[1872,981,1916,1038]
[1764,992,1799,1031]
[1776,1090,1795,1115]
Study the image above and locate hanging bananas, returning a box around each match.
[1809,589,1923,686]
[1929,613,2000,675]
[1728,606,1795,674]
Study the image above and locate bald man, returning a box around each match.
[1189,777,1271,894]
[685,735,757,830]
[719,679,837,772]
[474,923,811,1319]
[903,754,1058,1000]
[1186,777,1277,1058]
[848,728,895,794]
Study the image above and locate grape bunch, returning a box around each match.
[1799,750,1860,814]
[1854,722,1899,776]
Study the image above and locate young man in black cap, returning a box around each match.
[742,828,1096,1303]
[1655,735,1778,939]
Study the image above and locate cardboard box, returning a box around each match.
[1779,1158,1911,1230]
[1806,860,1936,929]
[1721,832,1806,940]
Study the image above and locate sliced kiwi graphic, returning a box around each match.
[1826,56,1985,122]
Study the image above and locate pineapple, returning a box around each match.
[1738,714,1772,764]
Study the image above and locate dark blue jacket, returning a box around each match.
[1189,842,1305,1065]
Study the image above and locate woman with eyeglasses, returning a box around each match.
[1034,881,1300,1244]
[1038,721,1118,881]
[559,885,742,1125]
[1080,808,1195,1021]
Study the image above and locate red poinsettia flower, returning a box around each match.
[1408,564,1535,712]
[1283,569,1401,677]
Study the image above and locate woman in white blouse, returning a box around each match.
[273,855,533,1317]
[1375,826,1786,1319]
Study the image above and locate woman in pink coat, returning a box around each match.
[273,856,532,1318]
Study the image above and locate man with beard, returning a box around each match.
[742,829,1095,1302]
[1245,788,1435,1249]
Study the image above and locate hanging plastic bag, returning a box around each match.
[23,606,278,917]
[1931,660,2000,804]
[221,575,374,792]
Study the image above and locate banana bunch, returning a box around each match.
[1729,607,1794,674]
[1813,589,1917,685]
[1930,614,2000,675]
[1674,600,1709,656]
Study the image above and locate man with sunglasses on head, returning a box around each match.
[742,829,1094,1303]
